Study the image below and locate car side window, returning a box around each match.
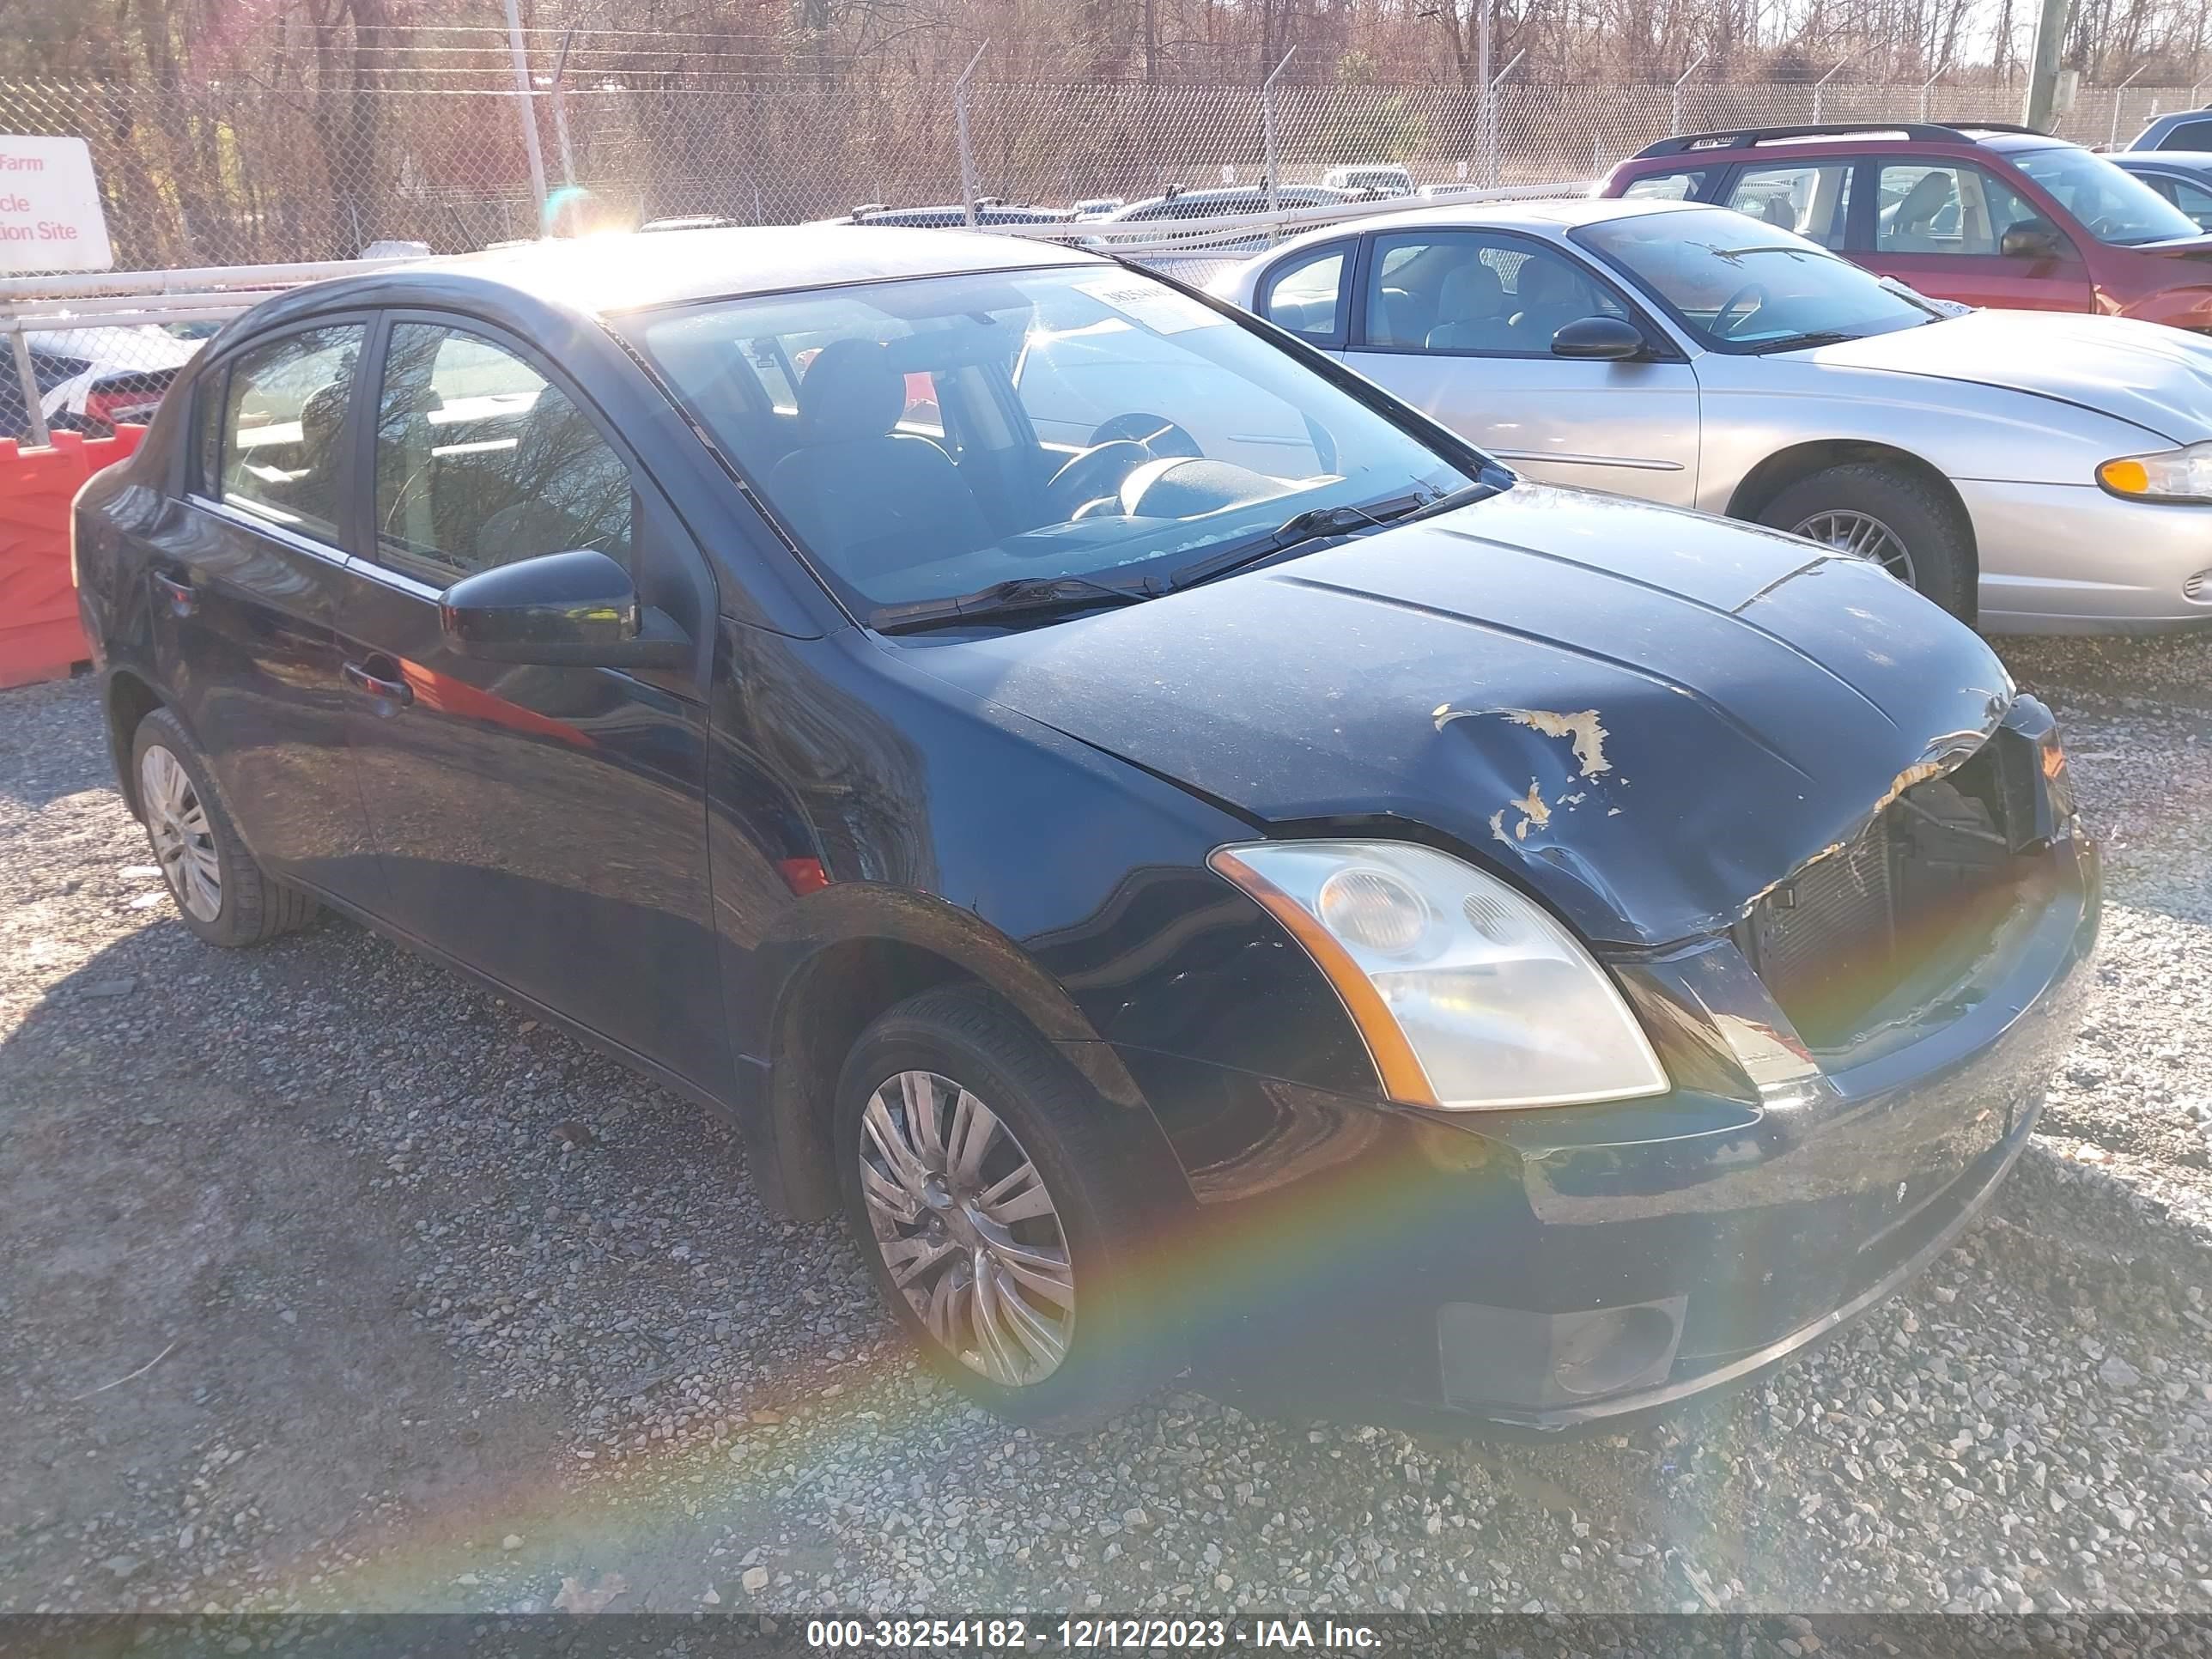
[1875,162,2041,255]
[213,324,365,545]
[1621,168,1709,202]
[1259,243,1350,341]
[2163,173,2212,229]
[2161,118,2212,149]
[372,321,633,583]
[1724,162,1855,249]
[1364,230,1626,355]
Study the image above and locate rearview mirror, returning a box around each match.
[1551,315,1647,362]
[439,550,691,670]
[2000,220,2065,260]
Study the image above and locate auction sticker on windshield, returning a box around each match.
[0,136,112,274]
[1076,276,1229,334]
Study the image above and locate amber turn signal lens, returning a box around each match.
[2099,458,2151,495]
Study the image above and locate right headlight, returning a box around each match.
[2097,441,2212,504]
[1208,840,1668,1111]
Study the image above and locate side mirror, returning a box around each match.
[2000,221,2066,260]
[439,550,691,670]
[1551,314,1647,362]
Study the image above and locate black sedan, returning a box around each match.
[71,227,2098,1434]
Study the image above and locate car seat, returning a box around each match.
[1885,172,1957,252]
[1425,262,1513,350]
[1507,258,1589,350]
[764,338,992,587]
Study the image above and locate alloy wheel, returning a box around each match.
[139,744,222,922]
[1792,508,1917,586]
[856,1069,1076,1387]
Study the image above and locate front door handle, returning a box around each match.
[153,571,196,618]
[342,661,414,709]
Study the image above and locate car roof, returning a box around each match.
[1274,194,1705,246]
[2114,150,2212,170]
[375,224,1105,316]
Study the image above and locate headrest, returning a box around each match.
[1437,261,1504,316]
[797,337,905,444]
[298,381,350,458]
[1516,257,1578,309]
[1897,171,1954,226]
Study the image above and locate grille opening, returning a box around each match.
[1739,746,2028,1052]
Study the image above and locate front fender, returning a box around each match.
[1692,365,2170,515]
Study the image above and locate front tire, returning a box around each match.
[130,708,317,949]
[834,985,1177,1431]
[1756,461,1975,623]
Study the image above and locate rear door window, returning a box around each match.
[1621,168,1711,203]
[214,324,365,545]
[1723,162,1856,249]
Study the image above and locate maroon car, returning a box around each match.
[1601,121,2212,330]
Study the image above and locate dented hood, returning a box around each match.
[908,486,2014,948]
[1803,309,2212,445]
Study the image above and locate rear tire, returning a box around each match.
[834,985,1179,1432]
[130,708,317,949]
[1756,462,1975,623]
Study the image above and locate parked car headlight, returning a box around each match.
[2098,441,2212,503]
[1208,841,1668,1110]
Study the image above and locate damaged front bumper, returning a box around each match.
[1122,725,2100,1434]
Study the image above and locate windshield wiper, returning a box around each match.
[1742,329,1865,354]
[869,574,1152,635]
[1160,487,1457,593]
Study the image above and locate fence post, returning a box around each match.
[956,42,988,228]
[2110,64,2148,147]
[1814,56,1851,124]
[1263,47,1297,222]
[501,0,549,228]
[9,328,50,449]
[1486,48,1523,185]
[1671,53,1707,137]
[550,27,579,196]
[1920,64,1945,121]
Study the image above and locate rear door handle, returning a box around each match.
[342,661,413,708]
[153,571,196,618]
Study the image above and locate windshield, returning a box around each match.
[2009,143,2202,245]
[625,264,1479,617]
[1574,207,1937,352]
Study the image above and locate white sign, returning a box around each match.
[0,136,113,274]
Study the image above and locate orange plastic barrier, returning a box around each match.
[0,424,146,690]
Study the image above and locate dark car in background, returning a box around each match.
[2125,107,2212,152]
[2109,151,2212,231]
[1602,121,2212,329]
[72,226,2096,1434]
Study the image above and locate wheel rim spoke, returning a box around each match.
[975,1158,1054,1224]
[898,1070,945,1166]
[859,1068,1076,1388]
[862,1095,933,1195]
[944,1089,997,1185]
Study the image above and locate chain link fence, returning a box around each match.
[1,64,2202,440]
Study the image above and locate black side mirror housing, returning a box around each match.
[2000,221,2065,260]
[439,550,691,670]
[1551,314,1647,361]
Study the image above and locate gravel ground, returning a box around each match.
[1,633,2209,1620]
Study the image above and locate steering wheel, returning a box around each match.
[1044,439,1152,518]
[1089,411,1201,459]
[1711,283,1771,339]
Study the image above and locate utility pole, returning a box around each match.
[2023,0,2071,131]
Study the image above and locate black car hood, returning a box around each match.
[904,487,2014,948]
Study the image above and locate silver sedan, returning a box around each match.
[1216,198,2212,633]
